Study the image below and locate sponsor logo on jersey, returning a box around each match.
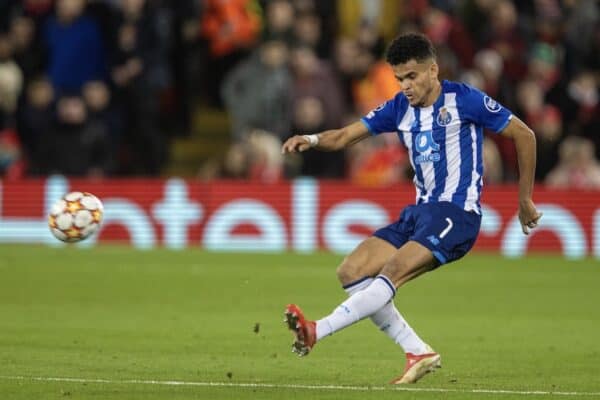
[415,130,441,164]
[484,96,502,112]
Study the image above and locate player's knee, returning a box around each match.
[336,257,362,285]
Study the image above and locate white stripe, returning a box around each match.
[419,105,435,202]
[1,375,598,397]
[399,109,418,203]
[438,93,461,203]
[465,123,480,211]
[397,106,416,133]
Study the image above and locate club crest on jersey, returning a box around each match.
[436,107,453,126]
[484,96,502,112]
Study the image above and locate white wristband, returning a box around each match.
[302,134,319,147]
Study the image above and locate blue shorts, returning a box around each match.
[373,202,481,266]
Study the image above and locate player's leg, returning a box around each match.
[285,236,395,356]
[315,241,437,337]
[285,207,434,357]
[335,236,397,286]
[335,237,433,355]
[383,203,481,383]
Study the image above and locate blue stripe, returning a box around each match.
[452,97,473,208]
[430,97,447,202]
[396,98,409,147]
[410,108,426,202]
[376,275,396,297]
[396,132,405,147]
[342,276,373,290]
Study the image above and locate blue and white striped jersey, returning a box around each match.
[360,80,513,213]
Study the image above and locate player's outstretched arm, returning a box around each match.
[281,121,370,154]
[500,117,543,235]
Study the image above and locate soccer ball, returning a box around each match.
[48,192,104,242]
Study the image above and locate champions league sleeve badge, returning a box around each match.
[484,96,502,113]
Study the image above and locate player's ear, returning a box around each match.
[429,61,439,78]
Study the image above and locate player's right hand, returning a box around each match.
[281,135,311,154]
[518,198,543,235]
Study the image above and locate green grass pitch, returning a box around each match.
[1,245,599,399]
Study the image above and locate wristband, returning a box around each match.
[302,134,319,147]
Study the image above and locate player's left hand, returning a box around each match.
[518,198,542,235]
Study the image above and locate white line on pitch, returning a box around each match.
[1,375,599,397]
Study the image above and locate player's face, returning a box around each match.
[392,59,439,107]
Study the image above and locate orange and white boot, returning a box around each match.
[390,345,441,384]
[284,304,316,356]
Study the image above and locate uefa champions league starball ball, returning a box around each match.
[48,192,104,242]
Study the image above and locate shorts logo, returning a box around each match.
[484,96,502,113]
[436,107,453,126]
[427,235,440,246]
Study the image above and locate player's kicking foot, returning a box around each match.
[284,304,316,357]
[390,345,441,384]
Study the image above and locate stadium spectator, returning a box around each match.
[483,0,528,83]
[546,70,600,158]
[82,80,121,148]
[44,0,107,92]
[206,128,284,182]
[110,0,169,175]
[200,0,261,106]
[221,38,292,140]
[421,5,475,69]
[245,129,284,182]
[35,95,113,176]
[527,42,561,92]
[263,0,295,44]
[291,95,345,178]
[473,48,514,109]
[351,48,399,115]
[9,16,46,81]
[347,135,408,187]
[290,45,345,128]
[545,136,600,189]
[0,33,23,122]
[515,79,563,181]
[293,11,323,53]
[16,77,54,161]
[332,36,361,112]
[482,137,504,184]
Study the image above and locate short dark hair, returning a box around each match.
[386,33,436,65]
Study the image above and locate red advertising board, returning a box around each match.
[0,177,598,258]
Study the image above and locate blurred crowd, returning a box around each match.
[0,0,598,189]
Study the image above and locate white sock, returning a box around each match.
[370,301,429,355]
[342,276,429,355]
[316,275,395,340]
[343,276,374,296]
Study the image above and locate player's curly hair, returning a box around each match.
[386,33,436,65]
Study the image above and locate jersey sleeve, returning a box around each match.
[460,85,513,133]
[360,97,400,135]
